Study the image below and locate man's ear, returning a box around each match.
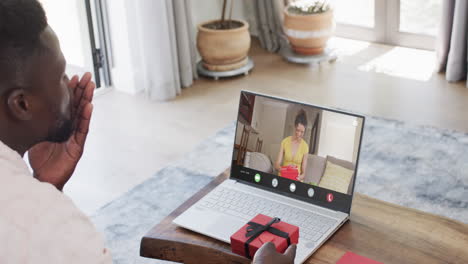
[6,89,33,121]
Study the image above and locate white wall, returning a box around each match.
[250,96,265,132]
[353,118,364,162]
[253,98,289,162]
[40,0,93,74]
[317,111,360,163]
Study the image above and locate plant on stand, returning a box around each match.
[197,0,251,72]
[283,0,333,55]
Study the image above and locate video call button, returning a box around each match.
[289,183,296,192]
[272,178,278,188]
[254,173,261,183]
[327,193,334,202]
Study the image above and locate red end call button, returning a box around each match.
[327,193,334,202]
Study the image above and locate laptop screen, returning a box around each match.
[231,91,365,214]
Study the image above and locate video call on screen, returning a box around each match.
[233,92,363,200]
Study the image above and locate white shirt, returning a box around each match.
[0,140,112,264]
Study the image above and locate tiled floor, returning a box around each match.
[66,38,468,215]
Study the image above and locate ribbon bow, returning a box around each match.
[244,217,291,259]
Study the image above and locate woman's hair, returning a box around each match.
[0,0,48,87]
[294,109,307,128]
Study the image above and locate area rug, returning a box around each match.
[91,117,468,264]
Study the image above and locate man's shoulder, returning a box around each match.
[0,170,111,264]
[0,169,86,229]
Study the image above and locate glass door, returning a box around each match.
[387,0,442,50]
[331,0,442,50]
[331,0,382,42]
[39,0,111,87]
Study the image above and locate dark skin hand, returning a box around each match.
[28,72,95,191]
[253,242,297,264]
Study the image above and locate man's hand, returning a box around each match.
[28,72,95,191]
[297,174,305,182]
[253,242,297,264]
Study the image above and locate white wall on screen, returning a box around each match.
[317,111,359,163]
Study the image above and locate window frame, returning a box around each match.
[334,0,436,50]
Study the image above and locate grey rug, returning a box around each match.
[91,117,468,264]
[91,123,236,264]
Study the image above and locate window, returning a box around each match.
[334,0,374,28]
[399,0,441,35]
[332,0,442,50]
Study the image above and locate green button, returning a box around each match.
[254,173,261,183]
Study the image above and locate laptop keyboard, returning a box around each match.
[198,187,339,242]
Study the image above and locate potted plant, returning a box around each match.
[197,0,251,72]
[284,0,333,55]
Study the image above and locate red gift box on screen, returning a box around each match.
[230,214,299,259]
[280,166,299,180]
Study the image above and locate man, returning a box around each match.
[0,0,296,263]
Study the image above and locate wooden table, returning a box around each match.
[140,170,468,264]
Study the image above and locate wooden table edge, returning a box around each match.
[140,168,468,264]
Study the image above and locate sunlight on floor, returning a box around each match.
[328,37,437,81]
[358,46,436,81]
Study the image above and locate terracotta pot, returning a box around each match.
[283,8,334,55]
[197,19,251,71]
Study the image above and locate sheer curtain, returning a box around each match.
[252,0,286,52]
[133,0,198,101]
[436,0,468,87]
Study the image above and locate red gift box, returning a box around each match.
[337,252,383,264]
[230,214,299,259]
[280,166,299,180]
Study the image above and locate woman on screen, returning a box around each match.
[275,110,309,181]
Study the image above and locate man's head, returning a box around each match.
[0,0,74,154]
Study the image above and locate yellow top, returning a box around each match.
[280,136,309,175]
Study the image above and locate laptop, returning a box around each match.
[174,91,365,263]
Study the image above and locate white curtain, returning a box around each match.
[133,0,198,101]
[252,0,286,52]
[436,0,468,87]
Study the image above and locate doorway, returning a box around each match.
[39,0,112,88]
